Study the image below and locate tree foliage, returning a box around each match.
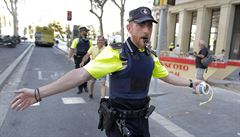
[48,21,65,39]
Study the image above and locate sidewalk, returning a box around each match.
[54,41,69,54]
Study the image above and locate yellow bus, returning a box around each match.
[35,26,54,47]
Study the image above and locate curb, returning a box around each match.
[207,79,240,85]
[54,44,68,55]
[54,45,75,62]
[207,79,240,92]
[0,44,34,89]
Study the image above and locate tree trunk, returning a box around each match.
[13,14,18,35]
[99,17,104,36]
[120,9,124,42]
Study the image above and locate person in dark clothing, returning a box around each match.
[194,40,209,80]
[68,27,93,94]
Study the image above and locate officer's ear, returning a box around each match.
[127,23,132,33]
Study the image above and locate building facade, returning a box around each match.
[152,0,240,60]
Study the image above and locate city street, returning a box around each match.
[0,43,239,137]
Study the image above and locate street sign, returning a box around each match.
[67,11,72,21]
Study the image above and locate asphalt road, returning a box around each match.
[0,42,30,74]
[0,44,239,137]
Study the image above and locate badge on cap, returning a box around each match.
[140,8,150,15]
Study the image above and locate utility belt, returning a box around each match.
[74,54,85,58]
[98,97,155,137]
[76,51,87,56]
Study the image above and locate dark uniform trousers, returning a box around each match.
[105,98,151,137]
[105,117,150,137]
[74,55,89,91]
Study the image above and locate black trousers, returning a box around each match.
[105,117,150,137]
[74,55,89,91]
[105,97,150,137]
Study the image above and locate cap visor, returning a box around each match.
[134,17,158,24]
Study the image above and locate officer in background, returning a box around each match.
[11,7,202,137]
[169,42,174,51]
[68,26,92,94]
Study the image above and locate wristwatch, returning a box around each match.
[189,79,193,88]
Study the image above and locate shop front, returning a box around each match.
[152,0,240,80]
[160,56,240,80]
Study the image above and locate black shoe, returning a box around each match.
[77,89,82,94]
[84,87,88,93]
[89,94,93,99]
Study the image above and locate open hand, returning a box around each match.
[11,88,37,111]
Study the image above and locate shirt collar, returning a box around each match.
[127,37,145,52]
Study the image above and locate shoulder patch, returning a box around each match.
[110,42,123,49]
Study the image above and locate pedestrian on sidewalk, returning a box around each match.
[80,35,106,99]
[11,6,203,137]
[68,26,92,94]
[194,40,209,80]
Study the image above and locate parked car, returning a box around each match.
[0,35,20,48]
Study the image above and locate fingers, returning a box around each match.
[11,88,35,111]
[11,93,23,107]
[11,97,25,111]
[12,97,34,111]
[19,100,32,111]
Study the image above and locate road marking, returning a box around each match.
[150,111,195,137]
[62,97,86,104]
[38,71,43,80]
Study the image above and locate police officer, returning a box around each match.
[11,7,202,137]
[169,42,174,51]
[68,26,93,94]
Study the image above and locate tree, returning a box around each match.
[28,25,34,39]
[48,21,64,39]
[89,0,108,36]
[111,0,127,42]
[86,25,97,40]
[3,0,19,35]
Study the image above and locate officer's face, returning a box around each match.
[80,30,88,37]
[127,21,153,49]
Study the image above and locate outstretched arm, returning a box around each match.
[11,68,92,111]
[160,73,201,89]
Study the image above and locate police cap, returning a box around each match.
[127,7,157,24]
[79,27,89,32]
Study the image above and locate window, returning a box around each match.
[230,5,240,59]
[174,14,179,46]
[208,9,220,54]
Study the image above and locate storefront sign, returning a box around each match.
[162,62,189,76]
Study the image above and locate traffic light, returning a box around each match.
[154,0,175,6]
[167,0,175,5]
[67,11,72,21]
[153,0,160,6]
